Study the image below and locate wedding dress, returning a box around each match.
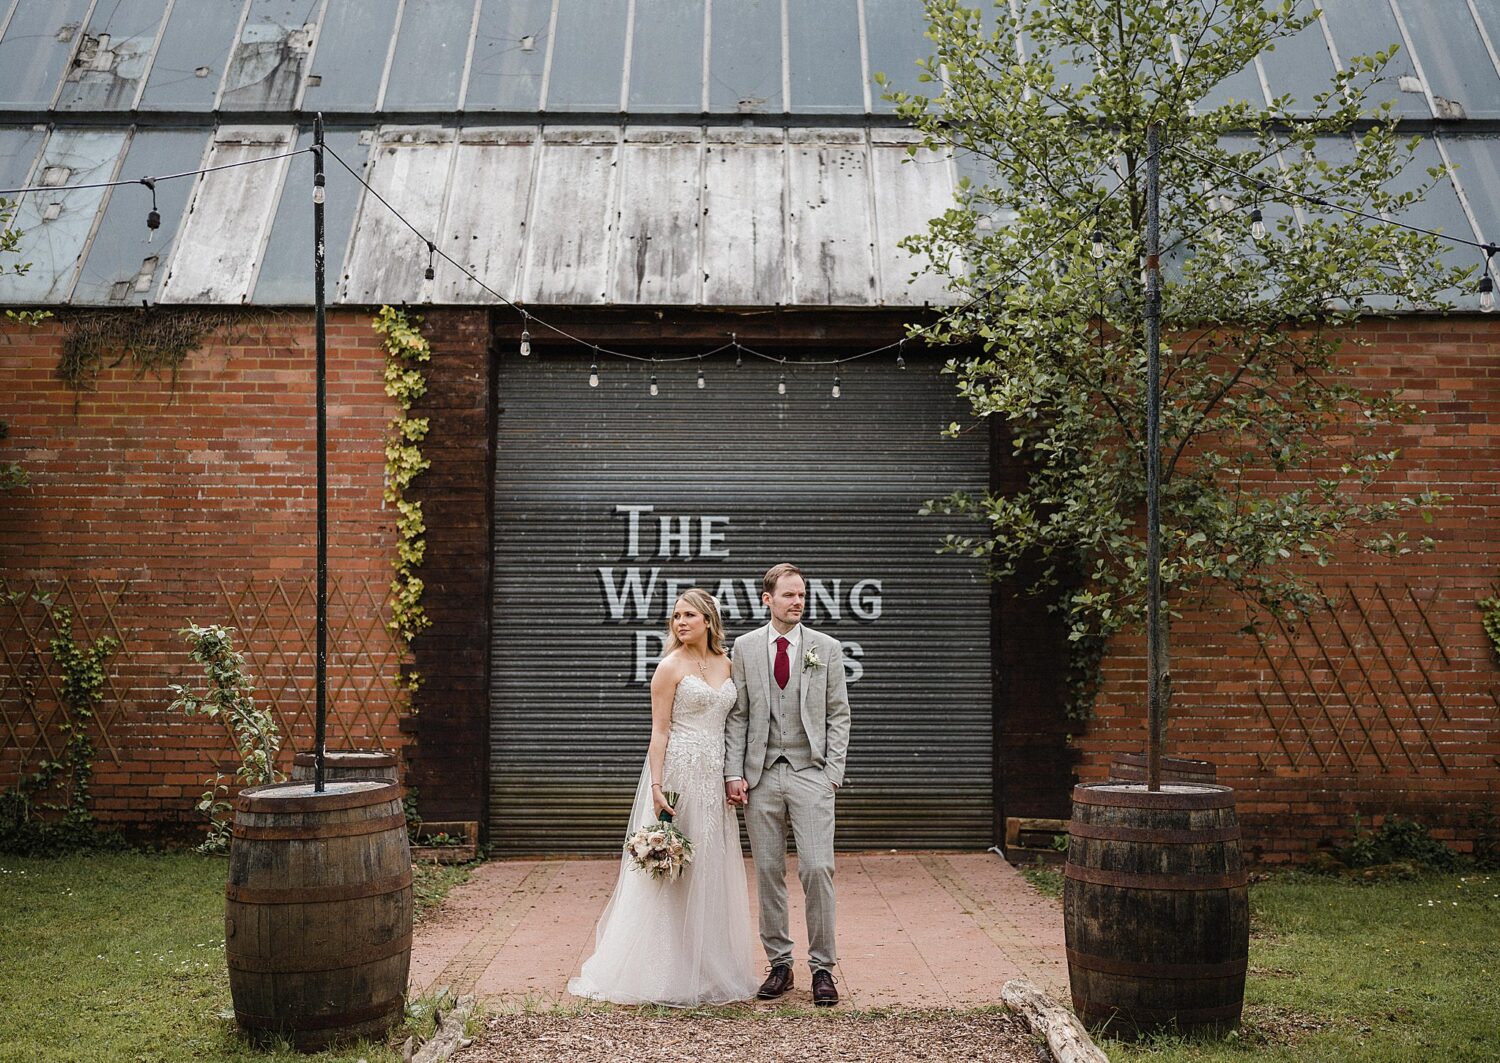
[568,674,760,1006]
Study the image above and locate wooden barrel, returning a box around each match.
[1064,782,1248,1039]
[1109,753,1217,786]
[226,780,413,1050]
[290,749,399,785]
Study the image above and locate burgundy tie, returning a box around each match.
[774,636,790,690]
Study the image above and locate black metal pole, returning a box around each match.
[313,114,328,794]
[1144,122,1164,793]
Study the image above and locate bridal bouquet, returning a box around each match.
[624,790,694,880]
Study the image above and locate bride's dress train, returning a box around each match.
[568,675,760,1005]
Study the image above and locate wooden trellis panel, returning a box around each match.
[1251,582,1457,775]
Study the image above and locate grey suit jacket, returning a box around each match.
[725,623,852,789]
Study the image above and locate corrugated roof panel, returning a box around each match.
[300,0,399,112]
[869,134,952,306]
[137,0,247,112]
[788,0,864,113]
[382,0,477,111]
[436,127,536,304]
[6,128,127,302]
[864,0,929,113]
[464,0,549,111]
[1256,13,1339,113]
[219,0,322,111]
[158,125,295,303]
[544,0,627,111]
[54,0,171,112]
[707,0,781,113]
[1442,134,1500,245]
[0,0,92,109]
[787,129,876,305]
[71,128,208,304]
[627,0,705,113]
[0,124,46,189]
[1318,0,1429,118]
[522,130,619,303]
[253,126,368,304]
[1395,0,1500,120]
[341,127,455,304]
[610,131,701,304]
[701,128,788,305]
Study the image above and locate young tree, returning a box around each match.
[885,1,1461,720]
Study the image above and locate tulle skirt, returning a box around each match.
[568,759,760,1006]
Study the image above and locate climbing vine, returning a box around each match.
[170,624,283,854]
[0,603,122,854]
[1480,582,1500,665]
[373,306,432,692]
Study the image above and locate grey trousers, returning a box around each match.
[745,760,838,972]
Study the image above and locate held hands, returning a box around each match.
[724,778,748,807]
[651,784,676,818]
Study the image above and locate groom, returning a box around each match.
[725,562,852,1007]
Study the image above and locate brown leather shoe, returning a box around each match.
[812,969,839,1007]
[756,964,793,1000]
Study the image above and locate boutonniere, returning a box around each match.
[803,649,822,671]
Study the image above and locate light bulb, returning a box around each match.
[589,362,599,388]
[1250,207,1265,241]
[1090,229,1104,260]
[777,373,786,396]
[519,329,531,356]
[312,184,325,205]
[649,374,659,396]
[1481,274,1495,313]
[831,375,842,399]
[146,209,160,242]
[896,352,906,370]
[734,348,742,368]
[697,368,706,389]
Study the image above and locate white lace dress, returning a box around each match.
[568,675,760,1006]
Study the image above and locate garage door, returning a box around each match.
[490,347,992,852]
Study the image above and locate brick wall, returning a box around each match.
[1075,317,1500,859]
[0,309,405,839]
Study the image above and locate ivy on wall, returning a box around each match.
[373,306,432,693]
[1480,583,1500,665]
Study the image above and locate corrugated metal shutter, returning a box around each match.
[491,348,992,853]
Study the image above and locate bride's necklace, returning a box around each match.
[687,651,709,679]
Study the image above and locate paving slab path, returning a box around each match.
[411,851,1067,1010]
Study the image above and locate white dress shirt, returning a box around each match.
[726,622,803,784]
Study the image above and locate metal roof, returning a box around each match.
[1,0,1500,308]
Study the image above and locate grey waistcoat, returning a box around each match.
[764,666,815,771]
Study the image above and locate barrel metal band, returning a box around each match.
[1064,864,1246,890]
[236,781,398,813]
[226,869,413,905]
[234,995,405,1032]
[1066,946,1248,980]
[228,931,412,973]
[232,812,407,841]
[1067,822,1241,844]
[1072,783,1236,810]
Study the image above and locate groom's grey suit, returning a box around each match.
[725,623,851,974]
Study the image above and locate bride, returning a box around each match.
[568,588,760,1005]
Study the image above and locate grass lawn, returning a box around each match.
[0,850,472,1062]
[1023,865,1499,1062]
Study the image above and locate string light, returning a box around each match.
[312,169,325,205]
[832,373,842,399]
[421,240,436,303]
[732,333,742,368]
[1090,228,1105,260]
[519,311,531,356]
[777,364,787,396]
[649,360,659,396]
[696,358,706,389]
[589,351,600,388]
[896,339,906,371]
[1249,205,1265,241]
[141,177,160,242]
[1481,273,1495,314]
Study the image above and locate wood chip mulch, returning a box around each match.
[457,1011,1044,1063]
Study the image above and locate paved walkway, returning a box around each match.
[411,852,1067,1009]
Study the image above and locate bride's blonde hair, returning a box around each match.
[663,587,726,657]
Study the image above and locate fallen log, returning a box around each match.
[412,994,476,1063]
[1001,979,1109,1063]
